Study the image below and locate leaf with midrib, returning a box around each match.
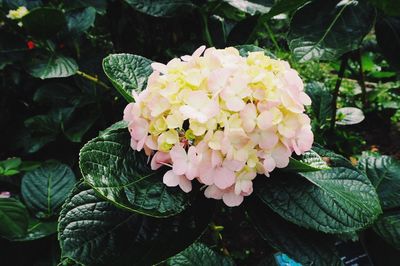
[286,149,330,172]
[28,54,78,79]
[288,0,374,62]
[0,198,29,239]
[79,124,191,217]
[58,183,215,266]
[373,210,400,250]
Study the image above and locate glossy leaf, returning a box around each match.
[166,242,234,266]
[66,7,96,36]
[336,107,365,125]
[373,211,400,250]
[21,162,76,218]
[58,183,214,265]
[79,125,191,217]
[124,0,195,17]
[224,0,272,15]
[358,155,400,210]
[28,54,78,79]
[103,53,152,102]
[21,7,66,39]
[305,82,333,127]
[256,166,381,233]
[247,198,343,265]
[0,198,29,239]
[287,149,330,172]
[288,0,374,62]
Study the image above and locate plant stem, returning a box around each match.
[356,49,368,107]
[265,21,281,52]
[330,54,348,131]
[76,70,110,90]
[200,11,214,47]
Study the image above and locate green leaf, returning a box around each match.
[288,0,375,62]
[13,218,57,241]
[22,7,66,39]
[0,198,29,239]
[358,155,400,210]
[247,198,343,265]
[223,0,273,15]
[79,125,191,217]
[103,54,152,102]
[166,242,234,266]
[375,16,400,71]
[28,54,78,79]
[287,149,330,172]
[58,183,215,266]
[235,45,276,58]
[66,7,96,36]
[305,82,333,127]
[124,0,195,17]
[256,166,382,233]
[0,157,21,171]
[368,0,400,16]
[336,107,365,125]
[312,144,355,169]
[373,211,400,250]
[21,162,76,218]
[267,0,310,18]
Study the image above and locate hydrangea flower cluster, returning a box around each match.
[6,6,29,20]
[124,46,313,206]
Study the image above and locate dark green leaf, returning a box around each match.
[124,0,195,17]
[256,167,381,233]
[369,0,400,16]
[21,162,76,218]
[336,107,365,125]
[247,198,343,265]
[79,125,191,217]
[288,0,375,62]
[305,82,333,127]
[287,149,330,172]
[13,218,57,241]
[0,198,29,239]
[235,45,276,58]
[22,7,66,39]
[267,0,310,18]
[166,242,234,266]
[0,157,21,171]
[66,7,96,36]
[58,183,214,266]
[28,54,78,79]
[373,211,400,249]
[358,155,400,210]
[312,144,355,169]
[103,53,152,102]
[223,0,273,15]
[375,16,400,71]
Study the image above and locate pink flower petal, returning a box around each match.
[151,151,171,170]
[204,185,223,200]
[214,167,235,189]
[222,191,243,207]
[170,144,188,175]
[179,176,192,193]
[163,170,180,187]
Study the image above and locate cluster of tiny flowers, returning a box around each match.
[6,6,29,20]
[124,46,313,206]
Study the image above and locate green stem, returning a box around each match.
[265,21,280,52]
[76,70,110,90]
[330,55,348,131]
[200,11,214,47]
[356,49,368,108]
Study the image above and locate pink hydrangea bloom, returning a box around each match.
[123,46,314,206]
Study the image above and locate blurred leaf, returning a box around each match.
[33,83,80,106]
[22,7,66,39]
[28,54,78,79]
[0,198,29,240]
[256,164,381,233]
[288,0,375,62]
[58,183,215,265]
[13,218,57,241]
[368,0,400,16]
[66,7,96,36]
[103,53,152,102]
[267,0,310,18]
[375,16,400,71]
[358,155,400,210]
[166,242,234,266]
[248,198,343,265]
[124,0,195,17]
[223,0,273,15]
[21,162,76,218]
[336,107,365,125]
[373,211,400,250]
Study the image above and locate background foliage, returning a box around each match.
[1,0,400,265]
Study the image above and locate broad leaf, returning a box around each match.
[373,211,400,250]
[235,45,276,58]
[256,166,381,233]
[103,54,152,102]
[22,7,66,39]
[224,0,272,15]
[288,0,374,62]
[358,155,400,210]
[336,107,365,125]
[305,82,333,127]
[267,0,310,18]
[312,144,355,169]
[28,54,78,79]
[21,162,76,218]
[0,198,29,239]
[375,16,400,71]
[166,242,234,266]
[66,7,97,36]
[79,125,191,217]
[247,198,343,265]
[13,218,57,241]
[58,183,215,266]
[124,0,195,17]
[287,149,330,172]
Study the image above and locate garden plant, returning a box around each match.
[0,0,400,265]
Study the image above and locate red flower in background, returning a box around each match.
[27,40,35,50]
